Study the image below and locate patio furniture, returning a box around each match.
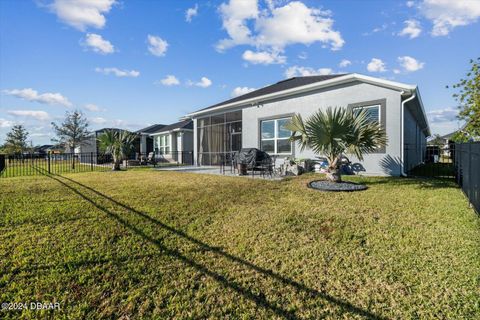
[234,148,274,178]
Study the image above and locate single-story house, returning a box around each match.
[136,124,167,154]
[184,73,430,176]
[148,120,193,163]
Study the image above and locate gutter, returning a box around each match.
[400,91,417,177]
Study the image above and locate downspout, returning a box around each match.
[400,91,417,176]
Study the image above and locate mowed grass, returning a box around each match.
[0,171,479,319]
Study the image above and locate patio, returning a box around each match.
[155,165,284,180]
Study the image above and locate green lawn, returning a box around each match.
[0,171,479,319]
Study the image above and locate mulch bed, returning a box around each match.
[307,180,368,192]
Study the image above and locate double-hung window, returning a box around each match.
[352,104,380,124]
[260,117,292,154]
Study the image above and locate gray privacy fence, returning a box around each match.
[455,142,480,214]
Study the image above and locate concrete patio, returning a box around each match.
[155,165,283,180]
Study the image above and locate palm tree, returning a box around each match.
[97,129,137,171]
[285,107,388,182]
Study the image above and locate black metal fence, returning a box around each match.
[0,151,195,178]
[0,153,114,178]
[405,143,456,179]
[455,142,480,214]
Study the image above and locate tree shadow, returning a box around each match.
[38,170,386,319]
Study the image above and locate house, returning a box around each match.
[136,124,167,155]
[148,120,193,163]
[184,73,430,176]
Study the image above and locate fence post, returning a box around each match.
[47,152,51,174]
[90,152,94,171]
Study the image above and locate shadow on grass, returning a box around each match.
[356,176,458,190]
[39,169,386,320]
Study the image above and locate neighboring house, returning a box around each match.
[136,124,167,155]
[149,120,193,162]
[184,73,430,176]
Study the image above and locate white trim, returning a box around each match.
[186,73,417,117]
[352,104,381,123]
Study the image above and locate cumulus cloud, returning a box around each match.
[187,77,212,88]
[158,75,180,86]
[406,1,415,8]
[47,0,116,31]
[398,19,422,38]
[367,58,387,72]
[427,107,458,123]
[0,118,14,128]
[242,50,286,65]
[216,0,344,62]
[185,4,198,22]
[147,35,168,57]
[338,59,351,68]
[419,0,480,36]
[84,103,104,112]
[284,66,333,78]
[91,117,107,124]
[83,33,115,54]
[398,56,424,72]
[95,67,140,77]
[3,88,72,107]
[7,110,50,121]
[231,86,256,97]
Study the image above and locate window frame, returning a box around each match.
[156,134,170,154]
[260,116,293,155]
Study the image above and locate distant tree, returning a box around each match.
[51,110,91,169]
[448,57,480,141]
[428,134,444,146]
[97,129,137,171]
[2,124,29,154]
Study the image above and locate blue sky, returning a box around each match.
[1,0,479,145]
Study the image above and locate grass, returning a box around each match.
[0,171,479,319]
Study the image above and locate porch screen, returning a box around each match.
[197,110,242,165]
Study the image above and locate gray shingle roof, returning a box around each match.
[151,120,193,133]
[137,124,167,134]
[197,74,348,113]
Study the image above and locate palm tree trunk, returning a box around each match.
[112,156,121,171]
[326,167,341,182]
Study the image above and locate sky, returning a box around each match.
[1,0,479,145]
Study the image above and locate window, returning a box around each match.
[353,104,380,123]
[156,134,170,154]
[260,117,292,154]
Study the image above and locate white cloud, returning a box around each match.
[185,4,198,22]
[3,88,72,107]
[231,86,256,97]
[158,75,180,86]
[147,35,168,57]
[419,0,480,36]
[406,1,415,8]
[95,67,140,77]
[298,52,308,60]
[83,33,115,54]
[47,0,116,31]
[398,56,425,72]
[7,110,50,121]
[84,103,104,112]
[398,19,422,38]
[91,117,107,124]
[427,107,458,123]
[242,50,286,65]
[338,59,351,68]
[216,0,344,61]
[187,77,212,88]
[367,58,387,72]
[0,119,14,128]
[393,69,401,74]
[284,66,333,78]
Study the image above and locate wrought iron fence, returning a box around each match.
[0,153,114,178]
[0,151,195,178]
[455,142,480,214]
[405,143,456,179]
